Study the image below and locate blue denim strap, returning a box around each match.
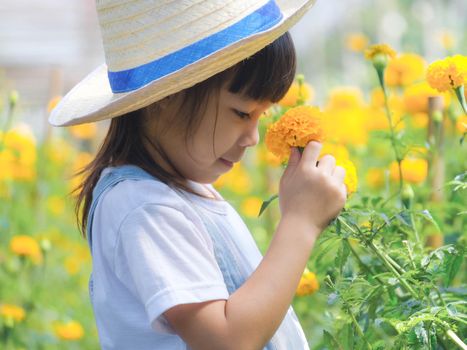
[86,165,154,253]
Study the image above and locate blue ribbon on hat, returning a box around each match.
[108,0,283,93]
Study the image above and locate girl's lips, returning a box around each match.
[219,158,234,167]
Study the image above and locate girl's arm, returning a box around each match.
[164,142,346,349]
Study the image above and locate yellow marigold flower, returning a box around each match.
[336,158,358,195]
[278,81,314,107]
[390,158,428,184]
[47,195,66,216]
[324,88,369,145]
[346,33,369,52]
[403,82,450,114]
[426,55,467,92]
[47,96,62,113]
[265,106,325,162]
[320,143,349,160]
[9,235,43,264]
[240,197,263,218]
[368,89,405,131]
[213,163,251,195]
[366,168,385,189]
[385,53,426,87]
[0,126,37,181]
[53,320,84,341]
[456,114,467,133]
[327,87,365,110]
[69,123,98,140]
[365,44,396,60]
[296,271,319,296]
[0,304,26,323]
[323,108,369,146]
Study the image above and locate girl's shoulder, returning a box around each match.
[97,166,190,215]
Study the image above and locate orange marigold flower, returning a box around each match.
[296,271,319,296]
[426,55,467,92]
[0,304,26,323]
[390,158,428,184]
[278,81,314,107]
[385,53,426,87]
[53,320,85,341]
[9,235,43,264]
[265,106,325,162]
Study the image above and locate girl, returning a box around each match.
[50,1,347,349]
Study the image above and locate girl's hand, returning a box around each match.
[279,141,347,233]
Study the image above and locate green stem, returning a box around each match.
[325,276,373,350]
[409,212,422,248]
[445,329,467,350]
[367,241,419,299]
[377,67,404,195]
[343,239,387,287]
[402,240,417,269]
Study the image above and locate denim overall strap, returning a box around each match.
[86,165,155,253]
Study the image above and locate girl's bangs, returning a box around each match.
[225,32,297,103]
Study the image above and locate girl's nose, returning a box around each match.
[238,123,260,148]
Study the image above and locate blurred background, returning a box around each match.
[1,0,465,139]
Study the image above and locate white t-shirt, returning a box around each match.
[89,168,309,349]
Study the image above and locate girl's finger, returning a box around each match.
[317,154,336,175]
[301,141,322,166]
[333,165,346,183]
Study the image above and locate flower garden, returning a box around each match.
[1,29,466,350]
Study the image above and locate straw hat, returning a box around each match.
[49,0,316,127]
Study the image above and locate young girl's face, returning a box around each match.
[145,85,272,184]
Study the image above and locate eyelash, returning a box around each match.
[234,109,250,120]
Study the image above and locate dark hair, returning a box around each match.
[74,32,297,237]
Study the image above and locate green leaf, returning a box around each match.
[323,330,343,350]
[445,251,463,286]
[335,241,351,275]
[258,194,278,217]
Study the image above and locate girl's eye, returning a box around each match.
[234,109,250,120]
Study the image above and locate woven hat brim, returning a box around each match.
[50,0,316,126]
